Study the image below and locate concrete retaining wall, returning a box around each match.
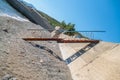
[6,0,54,32]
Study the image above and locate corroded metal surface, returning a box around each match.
[23,38,100,43]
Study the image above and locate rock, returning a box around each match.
[2,74,14,80]
[51,26,64,38]
[0,16,72,80]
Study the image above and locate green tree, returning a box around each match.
[61,21,66,29]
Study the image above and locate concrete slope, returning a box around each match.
[59,41,120,80]
[74,44,120,80]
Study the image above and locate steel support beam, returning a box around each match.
[23,38,99,43]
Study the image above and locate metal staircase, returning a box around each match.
[65,41,99,64]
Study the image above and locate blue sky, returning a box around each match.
[24,0,120,43]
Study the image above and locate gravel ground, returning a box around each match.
[0,16,72,80]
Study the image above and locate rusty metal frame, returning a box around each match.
[23,38,99,43]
